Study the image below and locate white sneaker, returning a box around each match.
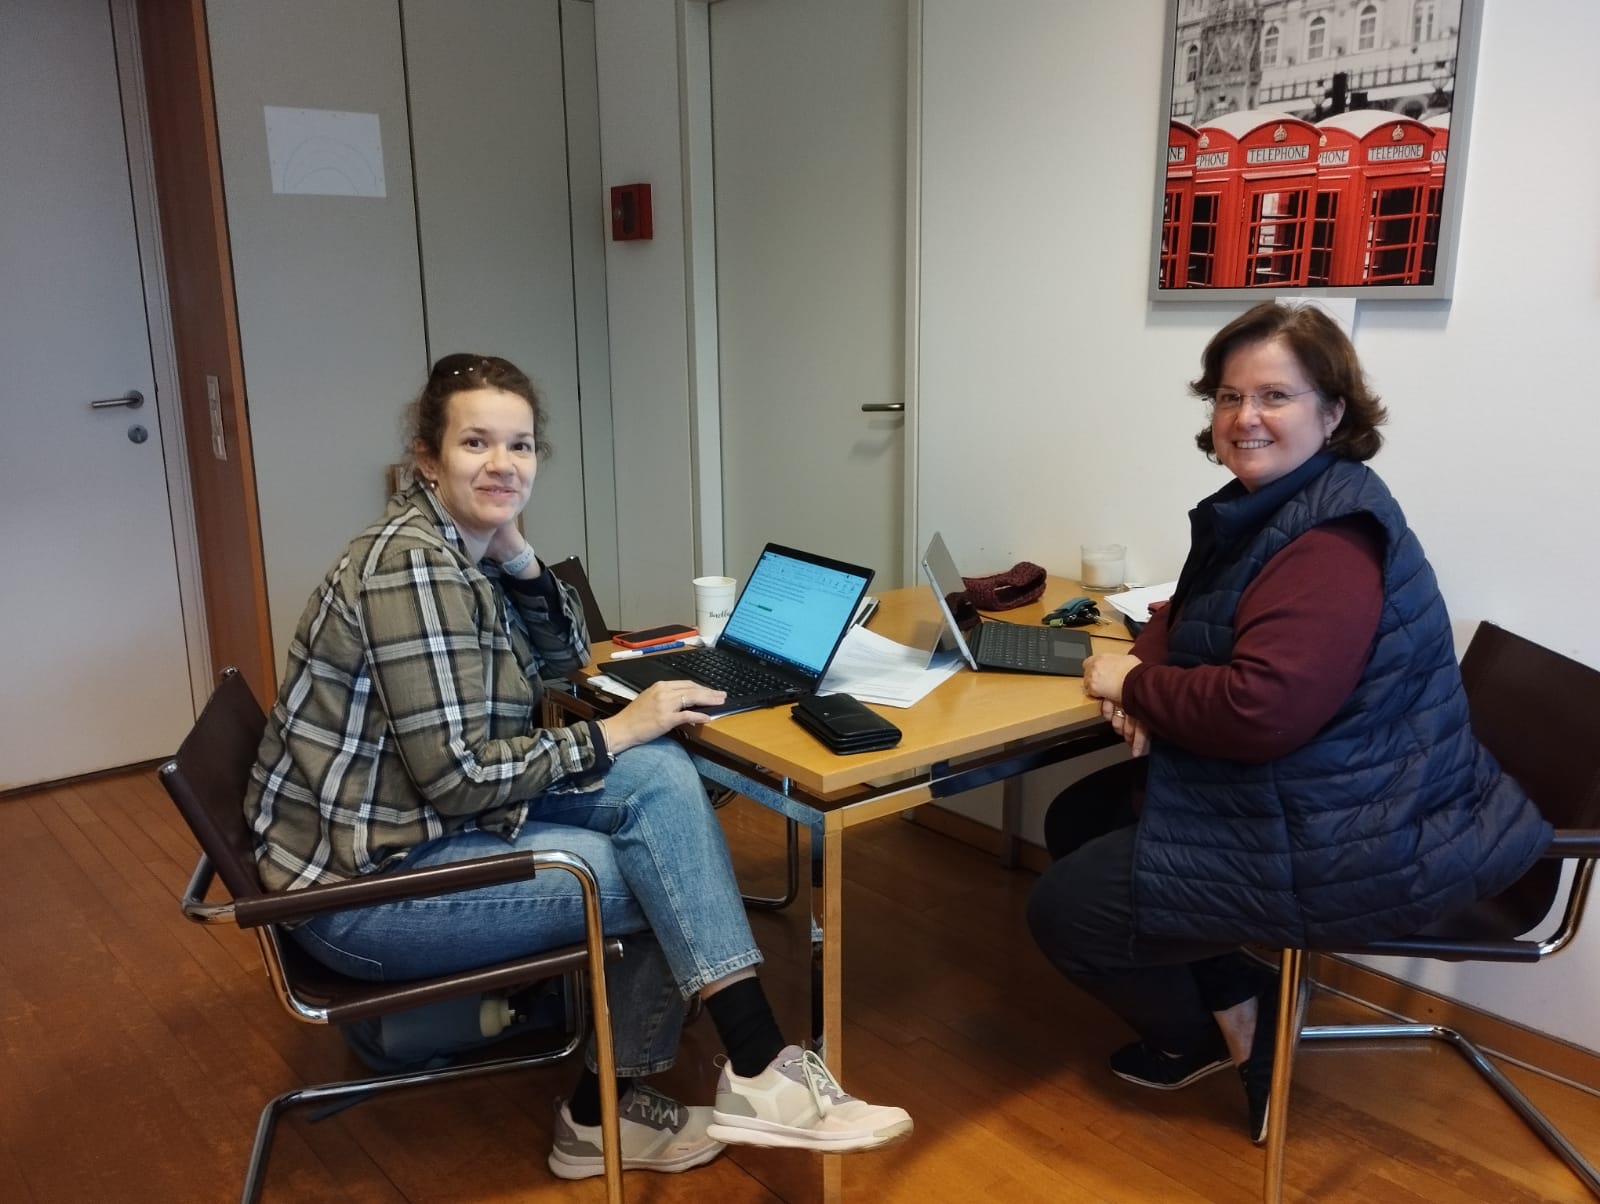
[705,1045,913,1152]
[547,1084,724,1180]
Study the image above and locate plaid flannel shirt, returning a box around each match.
[245,482,596,890]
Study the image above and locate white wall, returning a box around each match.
[592,0,702,629]
[209,0,612,662]
[208,0,428,664]
[914,0,1600,1053]
[403,0,596,576]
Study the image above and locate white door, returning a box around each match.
[709,0,909,586]
[0,0,193,789]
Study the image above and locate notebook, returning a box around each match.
[921,531,1091,676]
[603,544,874,713]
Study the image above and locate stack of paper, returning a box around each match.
[587,674,639,701]
[818,625,961,708]
[1102,581,1177,626]
[590,624,962,712]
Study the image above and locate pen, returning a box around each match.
[609,637,702,660]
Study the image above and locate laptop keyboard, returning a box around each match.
[668,649,799,698]
[980,622,1058,672]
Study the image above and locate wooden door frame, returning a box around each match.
[134,0,276,704]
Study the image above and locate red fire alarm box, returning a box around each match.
[610,183,653,241]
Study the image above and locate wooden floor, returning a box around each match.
[4,769,1600,1203]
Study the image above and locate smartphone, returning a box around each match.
[612,623,698,649]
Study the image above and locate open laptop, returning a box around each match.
[603,544,874,713]
[922,531,1091,676]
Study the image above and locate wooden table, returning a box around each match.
[552,577,1131,1197]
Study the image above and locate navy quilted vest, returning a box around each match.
[1134,459,1549,947]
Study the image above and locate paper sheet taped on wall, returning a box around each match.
[264,106,386,198]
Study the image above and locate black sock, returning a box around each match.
[703,977,786,1078]
[568,1066,632,1128]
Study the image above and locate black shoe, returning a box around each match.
[1238,977,1282,1144]
[1110,1031,1232,1091]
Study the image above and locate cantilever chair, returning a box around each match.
[160,668,627,1204]
[1262,622,1600,1201]
[547,553,804,911]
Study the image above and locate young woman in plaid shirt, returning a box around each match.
[245,354,909,1182]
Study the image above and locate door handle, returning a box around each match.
[89,389,144,410]
[859,402,904,413]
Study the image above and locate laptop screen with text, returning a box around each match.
[718,545,873,678]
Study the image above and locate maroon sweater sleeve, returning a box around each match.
[1120,518,1384,763]
[1130,601,1172,663]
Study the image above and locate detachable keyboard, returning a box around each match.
[974,622,1059,673]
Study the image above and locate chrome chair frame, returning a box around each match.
[1261,623,1600,1202]
[1265,854,1600,1201]
[162,668,627,1204]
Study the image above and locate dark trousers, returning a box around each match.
[1027,759,1268,1051]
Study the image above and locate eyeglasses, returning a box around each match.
[1211,387,1318,412]
[430,353,488,380]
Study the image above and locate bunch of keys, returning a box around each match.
[1042,596,1102,628]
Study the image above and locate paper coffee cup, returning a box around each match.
[693,575,737,645]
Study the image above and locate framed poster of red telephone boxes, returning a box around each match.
[1151,0,1481,302]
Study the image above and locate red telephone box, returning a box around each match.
[1421,113,1451,281]
[1310,121,1363,285]
[1187,122,1242,287]
[1162,120,1199,288]
[1198,111,1319,288]
[1316,111,1435,285]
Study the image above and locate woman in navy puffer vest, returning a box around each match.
[1027,302,1549,1144]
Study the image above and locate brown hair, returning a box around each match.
[404,353,550,467]
[1191,302,1385,462]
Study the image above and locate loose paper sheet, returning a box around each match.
[819,626,962,708]
[1102,581,1178,627]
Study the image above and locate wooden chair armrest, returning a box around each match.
[231,850,552,929]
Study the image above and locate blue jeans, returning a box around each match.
[293,739,764,1076]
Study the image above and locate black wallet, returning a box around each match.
[791,692,902,754]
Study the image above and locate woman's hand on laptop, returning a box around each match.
[602,681,730,752]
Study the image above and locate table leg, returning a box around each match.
[999,775,1023,869]
[824,1150,844,1201]
[821,811,844,1069]
[821,810,845,1203]
[810,821,824,1044]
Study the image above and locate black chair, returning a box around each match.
[548,553,620,643]
[160,668,627,1204]
[1262,622,1600,1201]
[547,553,803,911]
